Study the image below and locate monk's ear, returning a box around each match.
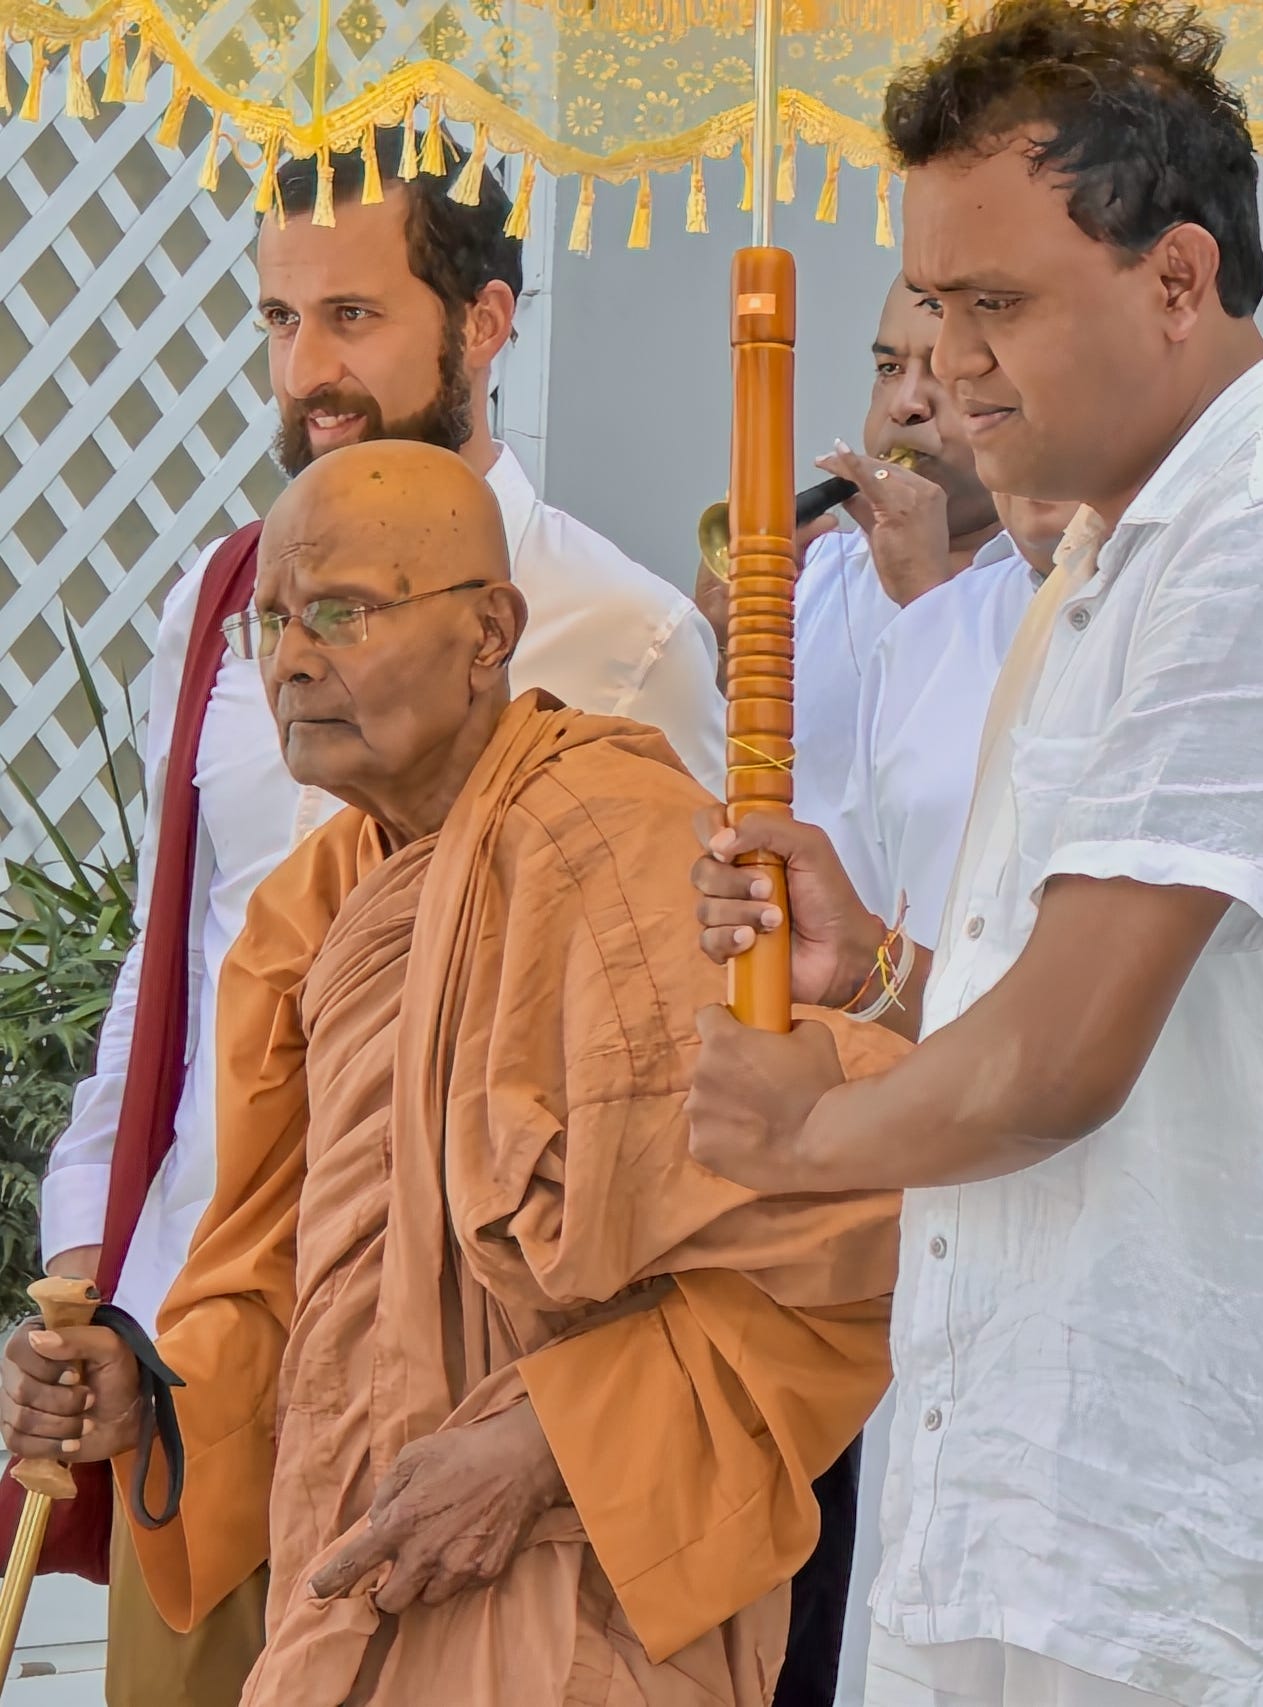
[469,583,527,688]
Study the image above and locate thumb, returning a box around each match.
[704,810,804,866]
[310,1522,392,1600]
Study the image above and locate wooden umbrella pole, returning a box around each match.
[0,1277,100,1689]
[726,243,796,1033]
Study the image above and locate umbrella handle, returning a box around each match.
[725,245,795,1034]
[12,1278,101,1501]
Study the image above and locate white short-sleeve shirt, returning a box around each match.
[873,361,1263,1706]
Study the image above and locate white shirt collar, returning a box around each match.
[1116,357,1263,529]
[971,528,1018,570]
[484,440,536,566]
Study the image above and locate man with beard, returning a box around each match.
[32,134,724,1707]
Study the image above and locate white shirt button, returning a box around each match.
[929,1234,948,1259]
[965,914,985,940]
[1069,605,1091,631]
[924,1406,943,1432]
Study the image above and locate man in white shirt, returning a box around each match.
[792,277,1010,842]
[685,2,1263,1702]
[35,133,724,1705]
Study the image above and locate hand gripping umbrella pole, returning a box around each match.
[0,1277,101,1689]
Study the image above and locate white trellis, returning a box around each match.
[0,40,553,878]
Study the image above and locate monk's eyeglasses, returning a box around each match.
[222,579,491,661]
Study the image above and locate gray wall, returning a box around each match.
[543,155,899,589]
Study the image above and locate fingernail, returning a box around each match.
[835,438,852,454]
[80,1418,95,1435]
[734,927,756,950]
[709,828,738,860]
[749,876,773,900]
[60,1438,81,1454]
[760,907,784,930]
[82,1395,96,1413]
[57,1370,80,1388]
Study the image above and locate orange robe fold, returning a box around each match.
[123,693,905,1705]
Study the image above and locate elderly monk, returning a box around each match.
[2,441,904,1705]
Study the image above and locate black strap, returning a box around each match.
[92,1303,186,1531]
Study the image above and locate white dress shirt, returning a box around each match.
[41,443,725,1332]
[873,362,1263,1705]
[834,538,1036,948]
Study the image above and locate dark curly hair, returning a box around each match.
[272,128,524,314]
[883,0,1263,317]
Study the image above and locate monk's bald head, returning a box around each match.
[253,440,528,838]
[260,439,511,597]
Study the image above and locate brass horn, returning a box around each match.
[697,449,921,581]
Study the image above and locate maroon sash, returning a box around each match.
[1,524,262,1583]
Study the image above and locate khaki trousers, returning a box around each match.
[106,1493,267,1707]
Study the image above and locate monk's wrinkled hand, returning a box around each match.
[1,1321,142,1463]
[309,1401,566,1614]
[691,806,884,1008]
[685,1005,846,1191]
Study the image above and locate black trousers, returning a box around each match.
[771,1434,863,1707]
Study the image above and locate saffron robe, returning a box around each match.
[121,694,906,1705]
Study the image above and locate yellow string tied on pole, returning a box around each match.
[155,75,191,148]
[360,123,383,204]
[313,145,336,227]
[399,98,419,181]
[738,135,753,214]
[124,30,153,103]
[198,110,224,192]
[816,140,843,224]
[450,122,489,205]
[65,40,97,120]
[421,95,446,177]
[727,736,795,775]
[776,117,798,204]
[875,165,894,247]
[254,129,282,218]
[686,156,708,234]
[102,19,127,103]
[504,156,536,240]
[0,31,10,116]
[568,175,596,254]
[628,172,652,248]
[19,37,47,123]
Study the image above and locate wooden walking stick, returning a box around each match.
[0,1276,101,1686]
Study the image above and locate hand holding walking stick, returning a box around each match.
[0,1276,101,1688]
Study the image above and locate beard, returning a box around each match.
[272,316,474,477]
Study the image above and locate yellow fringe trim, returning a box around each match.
[776,119,798,204]
[155,74,191,148]
[421,95,446,178]
[65,39,96,119]
[0,31,9,116]
[739,136,753,214]
[449,121,488,205]
[399,98,419,181]
[875,165,894,247]
[361,123,383,203]
[686,156,708,235]
[628,172,651,249]
[19,36,46,123]
[124,31,152,103]
[102,19,127,103]
[504,156,536,240]
[313,145,336,227]
[816,141,842,224]
[569,176,595,255]
[254,129,282,218]
[198,110,223,192]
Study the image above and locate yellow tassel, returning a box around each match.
[198,111,223,192]
[739,136,753,214]
[875,166,894,248]
[628,173,652,249]
[20,38,47,123]
[102,21,127,103]
[449,123,488,206]
[254,130,281,216]
[568,176,595,255]
[776,122,798,205]
[155,76,191,148]
[504,157,536,241]
[399,98,419,181]
[686,157,708,234]
[124,33,153,103]
[421,96,446,177]
[313,147,336,227]
[0,32,13,116]
[815,141,842,224]
[64,40,97,119]
[361,124,383,204]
